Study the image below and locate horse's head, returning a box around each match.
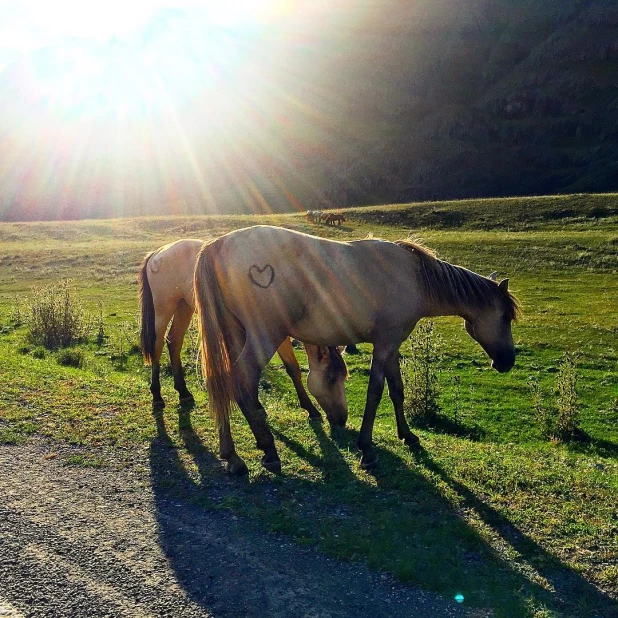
[305,345,348,426]
[463,278,518,373]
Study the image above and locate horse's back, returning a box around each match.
[209,226,418,345]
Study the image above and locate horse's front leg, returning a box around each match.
[277,338,321,420]
[357,347,390,469]
[384,354,420,449]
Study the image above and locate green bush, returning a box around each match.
[96,301,105,345]
[31,346,46,359]
[403,320,441,426]
[26,280,90,349]
[555,353,580,441]
[56,348,85,368]
[529,352,580,442]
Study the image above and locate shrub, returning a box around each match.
[403,320,441,426]
[57,348,85,368]
[26,280,89,349]
[96,301,105,346]
[528,352,580,442]
[554,352,579,441]
[31,346,46,359]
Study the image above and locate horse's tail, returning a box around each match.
[138,251,156,365]
[194,239,238,428]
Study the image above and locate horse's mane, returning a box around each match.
[321,346,349,383]
[394,240,520,320]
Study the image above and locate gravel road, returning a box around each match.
[0,441,489,617]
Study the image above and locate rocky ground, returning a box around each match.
[0,441,489,618]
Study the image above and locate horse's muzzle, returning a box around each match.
[492,353,515,373]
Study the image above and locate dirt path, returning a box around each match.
[0,442,488,617]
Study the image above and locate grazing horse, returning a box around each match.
[324,213,345,226]
[138,239,348,422]
[307,210,323,223]
[194,226,519,474]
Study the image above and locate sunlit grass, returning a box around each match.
[1,194,617,617]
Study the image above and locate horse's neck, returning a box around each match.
[419,260,484,322]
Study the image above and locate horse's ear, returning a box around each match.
[499,278,509,292]
[488,271,497,281]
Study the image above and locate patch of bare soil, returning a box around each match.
[0,442,489,617]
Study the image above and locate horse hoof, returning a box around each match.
[261,457,282,474]
[226,458,249,476]
[404,433,421,449]
[360,454,379,470]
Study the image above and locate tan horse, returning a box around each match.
[138,239,348,422]
[194,225,519,474]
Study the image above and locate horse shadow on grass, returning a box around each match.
[417,415,486,442]
[149,407,618,618]
[274,424,617,617]
[149,407,483,617]
[565,428,618,459]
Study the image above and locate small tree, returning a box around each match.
[403,321,441,426]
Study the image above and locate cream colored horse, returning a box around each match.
[195,225,519,474]
[138,239,348,422]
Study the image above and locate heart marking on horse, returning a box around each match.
[249,264,275,289]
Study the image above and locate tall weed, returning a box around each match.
[555,352,580,440]
[403,321,441,426]
[529,352,580,442]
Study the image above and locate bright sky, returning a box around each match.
[0,0,286,71]
[0,0,352,218]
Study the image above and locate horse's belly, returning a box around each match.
[290,304,374,346]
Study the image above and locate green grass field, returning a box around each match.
[1,194,617,617]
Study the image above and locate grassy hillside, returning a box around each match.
[1,194,617,617]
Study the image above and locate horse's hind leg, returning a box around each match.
[277,338,321,420]
[235,339,282,473]
[218,416,248,476]
[167,299,194,405]
[151,319,168,408]
[384,353,420,449]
